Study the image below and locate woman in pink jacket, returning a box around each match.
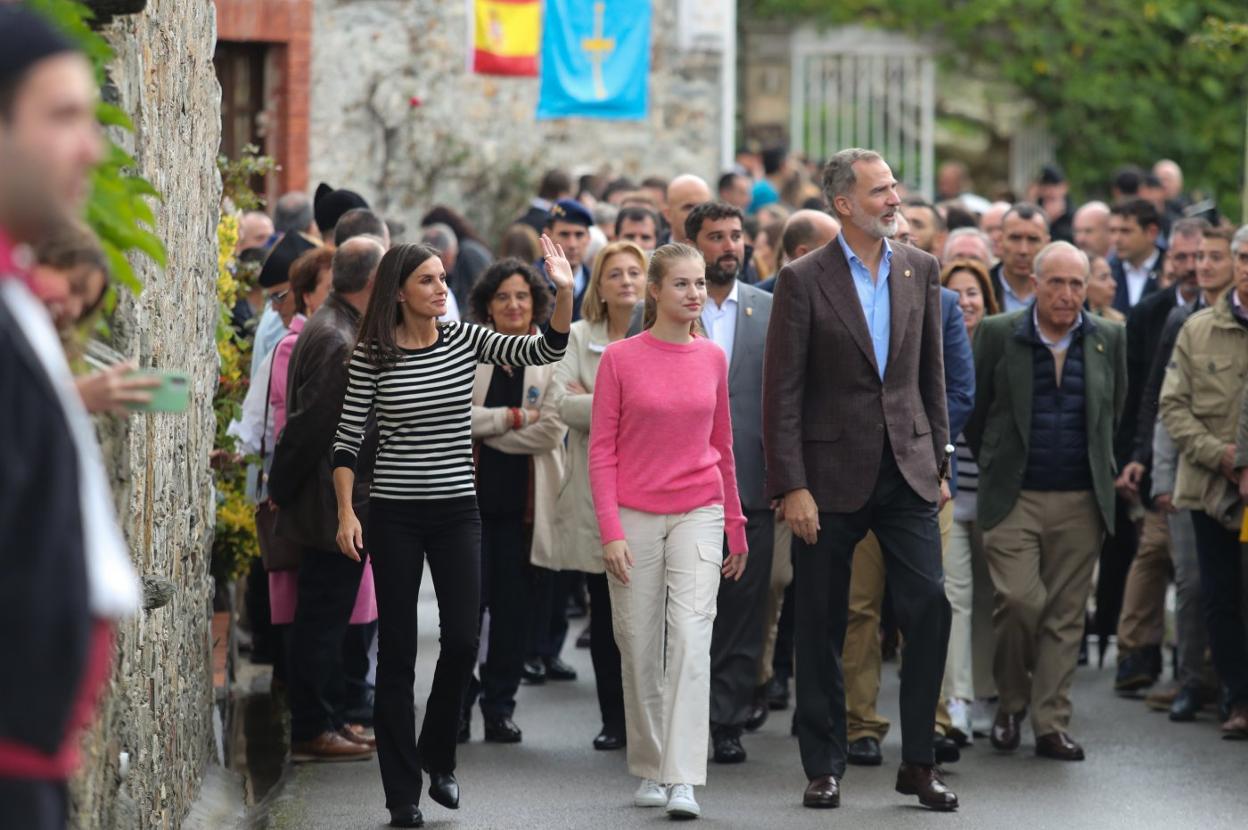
[588,243,748,820]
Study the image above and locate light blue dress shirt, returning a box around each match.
[701,280,739,370]
[249,305,289,380]
[1000,279,1031,313]
[838,233,892,380]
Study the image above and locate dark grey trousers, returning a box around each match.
[710,509,775,728]
[793,446,951,778]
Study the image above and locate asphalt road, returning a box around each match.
[259,575,1248,830]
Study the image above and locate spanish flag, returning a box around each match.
[470,0,541,77]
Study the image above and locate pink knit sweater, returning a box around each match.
[588,330,748,555]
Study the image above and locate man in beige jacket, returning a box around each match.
[1159,224,1248,739]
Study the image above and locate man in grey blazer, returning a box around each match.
[763,149,956,811]
[684,202,776,765]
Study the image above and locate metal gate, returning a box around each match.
[789,26,936,198]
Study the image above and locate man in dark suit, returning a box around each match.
[516,168,571,234]
[748,208,841,727]
[987,203,1049,313]
[967,241,1127,762]
[1107,198,1165,313]
[757,209,841,293]
[841,282,975,768]
[763,148,956,812]
[1111,218,1206,693]
[1088,198,1166,670]
[680,202,776,765]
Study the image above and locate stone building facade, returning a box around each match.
[69,1,223,827]
[217,0,729,244]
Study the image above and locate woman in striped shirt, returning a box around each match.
[940,258,999,743]
[331,238,573,829]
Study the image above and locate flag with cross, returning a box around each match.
[536,0,652,120]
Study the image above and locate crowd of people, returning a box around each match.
[223,147,1247,827]
[2,6,1247,829]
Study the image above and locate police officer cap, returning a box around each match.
[258,231,317,288]
[546,198,593,229]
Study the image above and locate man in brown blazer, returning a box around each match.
[763,149,956,812]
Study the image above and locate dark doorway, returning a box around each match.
[215,42,272,204]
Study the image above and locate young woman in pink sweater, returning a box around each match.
[588,243,749,820]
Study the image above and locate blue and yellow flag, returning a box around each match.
[537,0,651,121]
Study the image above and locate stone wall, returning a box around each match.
[308,0,726,244]
[69,1,223,827]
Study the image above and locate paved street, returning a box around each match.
[260,576,1247,830]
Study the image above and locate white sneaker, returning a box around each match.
[947,698,974,745]
[971,697,995,738]
[634,778,667,808]
[665,783,700,819]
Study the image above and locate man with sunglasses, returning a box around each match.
[251,229,318,377]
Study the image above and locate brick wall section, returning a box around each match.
[215,0,312,193]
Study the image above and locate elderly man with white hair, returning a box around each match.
[966,240,1127,763]
[980,200,1012,258]
[1153,159,1184,205]
[1072,201,1113,260]
[941,227,993,266]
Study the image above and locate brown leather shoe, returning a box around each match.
[1035,731,1085,760]
[291,730,374,762]
[1221,704,1248,739]
[1144,684,1179,711]
[895,763,958,811]
[802,775,840,808]
[990,707,1025,751]
[341,724,377,748]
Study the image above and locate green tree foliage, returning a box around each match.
[27,0,165,293]
[745,0,1248,216]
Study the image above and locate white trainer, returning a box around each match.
[971,697,995,738]
[947,698,974,745]
[633,778,667,808]
[665,783,700,819]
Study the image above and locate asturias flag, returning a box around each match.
[470,0,541,77]
[537,0,652,121]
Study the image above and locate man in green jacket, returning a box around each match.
[966,241,1127,762]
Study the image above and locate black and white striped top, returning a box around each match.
[332,322,567,500]
[953,432,979,523]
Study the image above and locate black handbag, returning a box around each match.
[254,357,302,571]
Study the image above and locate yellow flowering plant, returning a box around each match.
[211,213,259,581]
[212,146,278,581]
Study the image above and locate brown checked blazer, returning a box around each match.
[762,238,949,512]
